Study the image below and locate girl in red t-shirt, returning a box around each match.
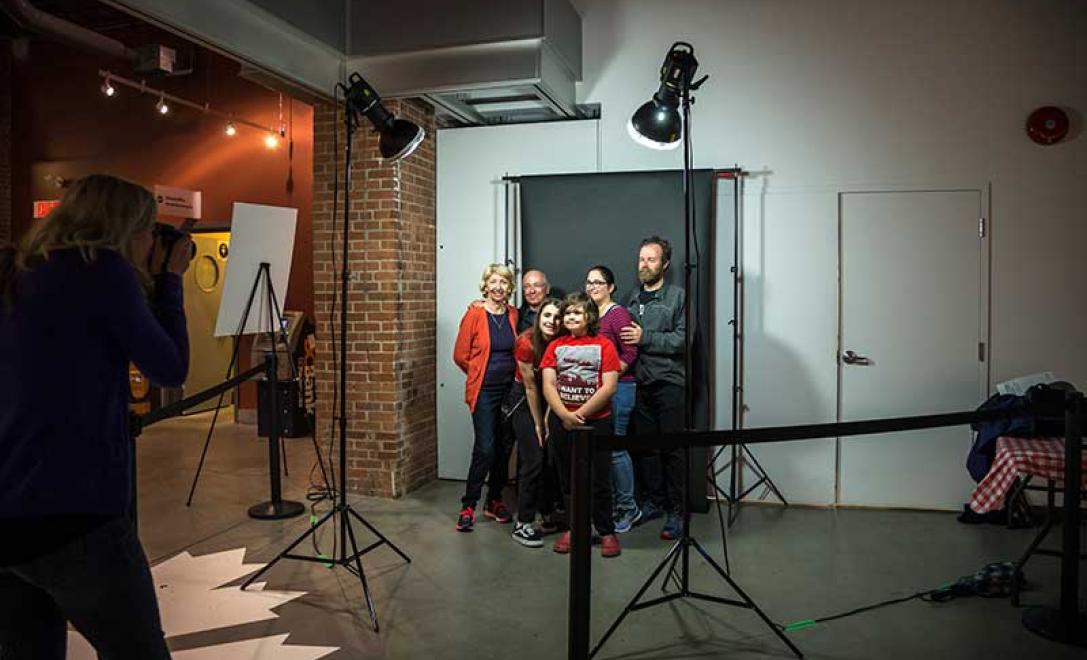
[540,293,622,557]
[509,298,561,547]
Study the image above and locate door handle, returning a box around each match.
[842,350,872,366]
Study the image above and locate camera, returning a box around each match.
[152,221,196,261]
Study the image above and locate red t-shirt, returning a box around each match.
[513,331,535,383]
[539,334,621,419]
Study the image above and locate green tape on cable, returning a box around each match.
[309,514,319,526]
[783,620,817,632]
[318,552,333,569]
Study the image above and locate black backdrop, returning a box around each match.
[517,169,717,511]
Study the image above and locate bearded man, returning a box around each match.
[619,236,687,540]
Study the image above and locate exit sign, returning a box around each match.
[33,200,60,219]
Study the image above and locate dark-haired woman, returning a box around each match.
[0,174,190,659]
[585,265,641,533]
[509,298,561,547]
[541,293,621,558]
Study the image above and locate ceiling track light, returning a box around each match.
[97,69,280,143]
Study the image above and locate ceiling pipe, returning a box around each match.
[1,0,137,62]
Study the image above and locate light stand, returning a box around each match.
[592,43,801,659]
[240,74,421,631]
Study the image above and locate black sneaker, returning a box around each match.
[538,514,559,535]
[512,522,544,547]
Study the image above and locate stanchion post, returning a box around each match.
[1059,392,1082,625]
[265,353,283,506]
[569,426,593,660]
[1023,390,1086,645]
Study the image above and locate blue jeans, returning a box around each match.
[0,516,170,660]
[610,381,637,515]
[462,382,513,508]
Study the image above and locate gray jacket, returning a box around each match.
[626,284,686,387]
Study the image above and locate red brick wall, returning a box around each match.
[312,99,437,498]
[0,39,11,244]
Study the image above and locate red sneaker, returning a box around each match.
[484,499,513,524]
[455,506,475,532]
[600,534,621,558]
[552,531,572,554]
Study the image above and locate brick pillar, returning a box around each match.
[0,39,12,244]
[312,99,437,498]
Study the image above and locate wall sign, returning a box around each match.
[154,184,203,218]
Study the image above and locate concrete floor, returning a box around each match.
[129,412,1084,659]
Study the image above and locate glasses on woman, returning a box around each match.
[584,279,608,289]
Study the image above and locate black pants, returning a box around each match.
[632,381,685,513]
[462,382,514,508]
[511,397,546,523]
[549,416,615,535]
[0,516,170,660]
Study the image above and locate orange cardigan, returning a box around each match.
[453,304,519,412]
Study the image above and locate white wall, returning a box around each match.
[569,0,1087,504]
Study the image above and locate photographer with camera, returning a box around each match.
[0,174,192,659]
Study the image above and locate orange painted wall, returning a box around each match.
[10,37,313,410]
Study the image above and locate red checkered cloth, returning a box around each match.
[969,437,1087,513]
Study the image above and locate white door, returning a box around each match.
[838,190,986,509]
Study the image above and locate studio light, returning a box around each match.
[627,42,701,150]
[155,94,169,115]
[343,72,425,161]
[101,76,115,97]
[224,121,237,137]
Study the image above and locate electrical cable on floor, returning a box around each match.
[777,562,1021,632]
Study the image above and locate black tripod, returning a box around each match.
[592,44,801,659]
[239,93,410,632]
[186,261,306,520]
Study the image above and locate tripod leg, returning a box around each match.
[659,543,683,594]
[742,444,788,506]
[590,540,684,659]
[186,389,229,506]
[689,538,803,658]
[347,507,412,564]
[343,511,380,632]
[708,452,732,574]
[240,509,334,590]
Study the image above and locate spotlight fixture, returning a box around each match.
[156,94,169,115]
[342,72,424,161]
[224,121,237,137]
[627,42,703,150]
[264,132,279,149]
[101,75,115,97]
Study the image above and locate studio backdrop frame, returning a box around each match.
[504,169,744,510]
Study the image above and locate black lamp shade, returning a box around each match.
[379,118,426,161]
[627,98,682,150]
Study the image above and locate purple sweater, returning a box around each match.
[598,304,638,382]
[0,248,189,522]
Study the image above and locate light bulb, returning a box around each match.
[264,133,279,149]
[101,79,115,97]
[225,121,237,137]
[156,96,169,115]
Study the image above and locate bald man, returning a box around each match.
[517,269,550,333]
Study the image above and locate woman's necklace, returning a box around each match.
[488,305,506,329]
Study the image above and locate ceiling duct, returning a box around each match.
[346,0,584,127]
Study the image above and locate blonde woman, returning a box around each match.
[0,174,191,659]
[453,263,519,531]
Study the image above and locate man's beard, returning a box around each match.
[638,267,663,286]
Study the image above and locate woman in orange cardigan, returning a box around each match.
[453,264,519,531]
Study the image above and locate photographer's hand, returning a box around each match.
[165,236,194,275]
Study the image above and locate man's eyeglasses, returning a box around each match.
[584,280,608,288]
[524,283,548,290]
